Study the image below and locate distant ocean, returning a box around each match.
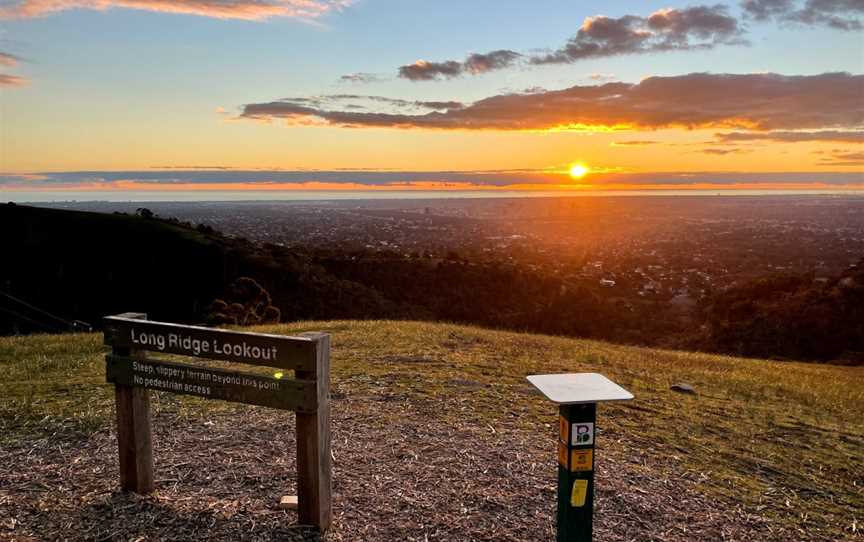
[5,189,864,203]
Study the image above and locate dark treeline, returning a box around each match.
[703,264,864,363]
[2,204,861,364]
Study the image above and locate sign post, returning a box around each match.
[527,373,633,542]
[103,313,332,532]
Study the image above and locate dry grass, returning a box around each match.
[0,320,862,541]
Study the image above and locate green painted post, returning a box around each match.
[526,373,633,542]
[557,403,596,542]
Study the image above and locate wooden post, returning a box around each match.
[295,332,332,531]
[111,312,154,494]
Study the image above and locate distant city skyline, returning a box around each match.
[1,0,862,193]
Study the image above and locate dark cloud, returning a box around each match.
[464,50,522,74]
[261,94,464,114]
[715,130,864,143]
[533,4,745,64]
[394,5,744,81]
[240,72,864,132]
[339,72,383,84]
[416,101,464,111]
[741,0,797,19]
[398,60,465,81]
[325,94,412,106]
[398,50,521,81]
[742,0,864,30]
[647,5,742,40]
[0,0,351,20]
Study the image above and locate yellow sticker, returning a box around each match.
[570,479,588,507]
[570,449,593,472]
[559,416,568,443]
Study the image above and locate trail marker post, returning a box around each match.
[527,373,633,542]
[103,313,332,531]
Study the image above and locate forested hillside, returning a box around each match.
[2,203,861,364]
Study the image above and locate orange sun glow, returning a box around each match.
[569,163,589,179]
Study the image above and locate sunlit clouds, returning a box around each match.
[240,72,863,132]
[0,0,352,21]
[0,52,21,67]
[817,150,864,166]
[0,74,28,86]
[0,51,27,86]
[2,0,862,188]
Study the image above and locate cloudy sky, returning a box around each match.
[1,0,862,193]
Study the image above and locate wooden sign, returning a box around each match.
[104,313,332,531]
[104,315,319,370]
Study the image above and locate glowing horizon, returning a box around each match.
[1,1,861,193]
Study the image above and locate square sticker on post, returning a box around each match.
[571,422,594,446]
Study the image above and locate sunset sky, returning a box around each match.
[1,0,863,194]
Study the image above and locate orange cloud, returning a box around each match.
[241,72,864,132]
[0,52,21,67]
[714,130,864,144]
[0,0,351,21]
[817,150,864,167]
[0,73,28,86]
[697,147,753,155]
[610,140,659,147]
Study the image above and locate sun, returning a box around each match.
[569,163,589,180]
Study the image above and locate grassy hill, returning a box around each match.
[1,321,861,541]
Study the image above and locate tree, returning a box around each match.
[206,277,281,326]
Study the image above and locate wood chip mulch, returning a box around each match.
[0,386,834,542]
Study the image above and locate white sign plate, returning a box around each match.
[527,373,634,404]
